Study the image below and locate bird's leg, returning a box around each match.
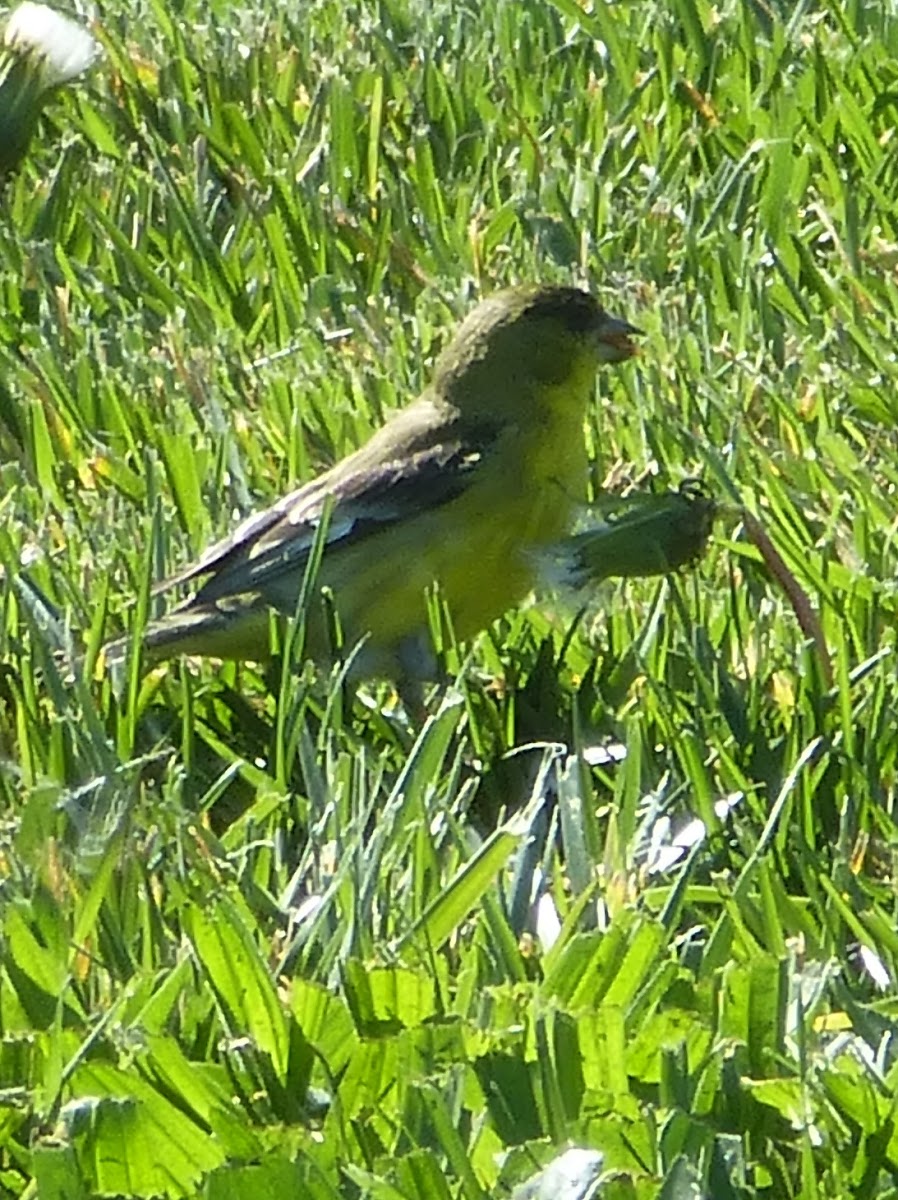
[396,633,440,725]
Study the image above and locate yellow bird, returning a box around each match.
[107,284,639,683]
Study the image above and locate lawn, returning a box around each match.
[2,0,898,1196]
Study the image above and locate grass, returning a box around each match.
[2,0,898,1195]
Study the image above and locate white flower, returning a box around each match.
[4,3,98,87]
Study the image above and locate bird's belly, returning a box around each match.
[312,475,576,676]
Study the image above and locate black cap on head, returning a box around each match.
[519,286,601,334]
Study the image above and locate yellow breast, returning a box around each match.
[312,392,590,677]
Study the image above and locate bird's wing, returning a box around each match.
[156,404,492,611]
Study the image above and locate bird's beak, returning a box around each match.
[595,314,642,362]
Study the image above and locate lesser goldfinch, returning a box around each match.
[107,285,639,681]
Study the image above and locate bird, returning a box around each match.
[103,284,640,684]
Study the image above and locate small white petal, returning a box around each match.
[714,791,744,819]
[534,892,562,952]
[4,3,98,86]
[673,817,707,851]
[581,741,626,767]
[645,814,706,876]
[515,1148,604,1200]
[293,894,325,924]
[858,944,891,992]
[648,845,687,875]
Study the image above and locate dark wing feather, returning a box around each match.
[191,441,481,607]
[155,398,497,613]
[153,492,296,597]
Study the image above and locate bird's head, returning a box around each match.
[433,284,640,415]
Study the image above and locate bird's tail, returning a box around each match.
[101,598,276,668]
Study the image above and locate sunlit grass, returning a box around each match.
[2,0,898,1196]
